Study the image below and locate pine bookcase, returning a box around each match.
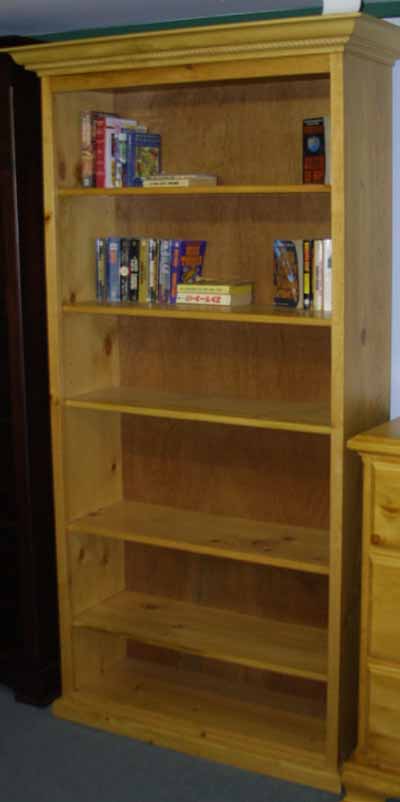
[7,12,400,793]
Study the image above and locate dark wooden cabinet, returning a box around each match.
[0,38,59,705]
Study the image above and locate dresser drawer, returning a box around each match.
[372,462,400,549]
[369,668,400,747]
[370,558,400,663]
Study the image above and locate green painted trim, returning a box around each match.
[28,1,400,44]
[363,1,400,16]
[35,6,322,42]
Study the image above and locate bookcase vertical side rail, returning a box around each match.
[41,76,74,694]
[340,49,393,763]
[357,454,375,752]
[326,50,346,771]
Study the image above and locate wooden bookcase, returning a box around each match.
[7,12,400,793]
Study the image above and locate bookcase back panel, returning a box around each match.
[114,77,330,186]
[63,315,121,396]
[64,408,123,520]
[116,194,331,306]
[121,417,330,529]
[54,92,116,188]
[59,196,118,304]
[124,639,327,715]
[124,542,328,628]
[118,318,331,405]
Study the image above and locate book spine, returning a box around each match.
[303,117,328,185]
[177,283,252,294]
[95,117,107,188]
[169,240,182,304]
[157,239,172,303]
[303,239,312,310]
[106,237,121,302]
[129,238,140,302]
[126,129,136,187]
[119,237,131,301]
[138,238,149,303]
[312,239,324,312]
[81,111,94,188]
[176,292,250,306]
[323,238,332,312]
[95,237,106,301]
[148,238,159,303]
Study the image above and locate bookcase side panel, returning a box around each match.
[40,77,76,693]
[329,52,393,768]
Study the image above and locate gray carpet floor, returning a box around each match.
[0,682,393,802]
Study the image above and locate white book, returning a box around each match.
[323,238,332,312]
[142,174,217,187]
[176,290,253,306]
[312,239,324,312]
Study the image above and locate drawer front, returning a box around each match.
[369,668,400,745]
[370,558,400,663]
[372,462,400,550]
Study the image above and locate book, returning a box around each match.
[157,239,173,303]
[95,237,106,301]
[81,110,110,187]
[312,239,324,312]
[141,174,217,187]
[303,240,313,310]
[177,279,254,295]
[138,238,150,303]
[95,114,144,188]
[303,116,330,184]
[273,240,303,309]
[323,238,332,312]
[126,131,162,186]
[176,290,253,306]
[169,239,207,303]
[129,238,140,302]
[148,238,159,303]
[119,237,132,302]
[106,237,121,302]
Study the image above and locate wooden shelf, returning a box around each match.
[63,301,333,327]
[58,184,331,198]
[68,499,330,575]
[74,589,328,681]
[64,387,332,435]
[54,655,329,786]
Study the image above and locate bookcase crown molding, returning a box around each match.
[5,12,400,77]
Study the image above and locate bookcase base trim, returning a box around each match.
[52,693,340,793]
[342,755,400,802]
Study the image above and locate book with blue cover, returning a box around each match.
[125,131,161,186]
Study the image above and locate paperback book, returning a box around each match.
[303,116,330,184]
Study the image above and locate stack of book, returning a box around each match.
[176,279,254,307]
[81,111,161,188]
[96,237,207,304]
[273,238,332,312]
